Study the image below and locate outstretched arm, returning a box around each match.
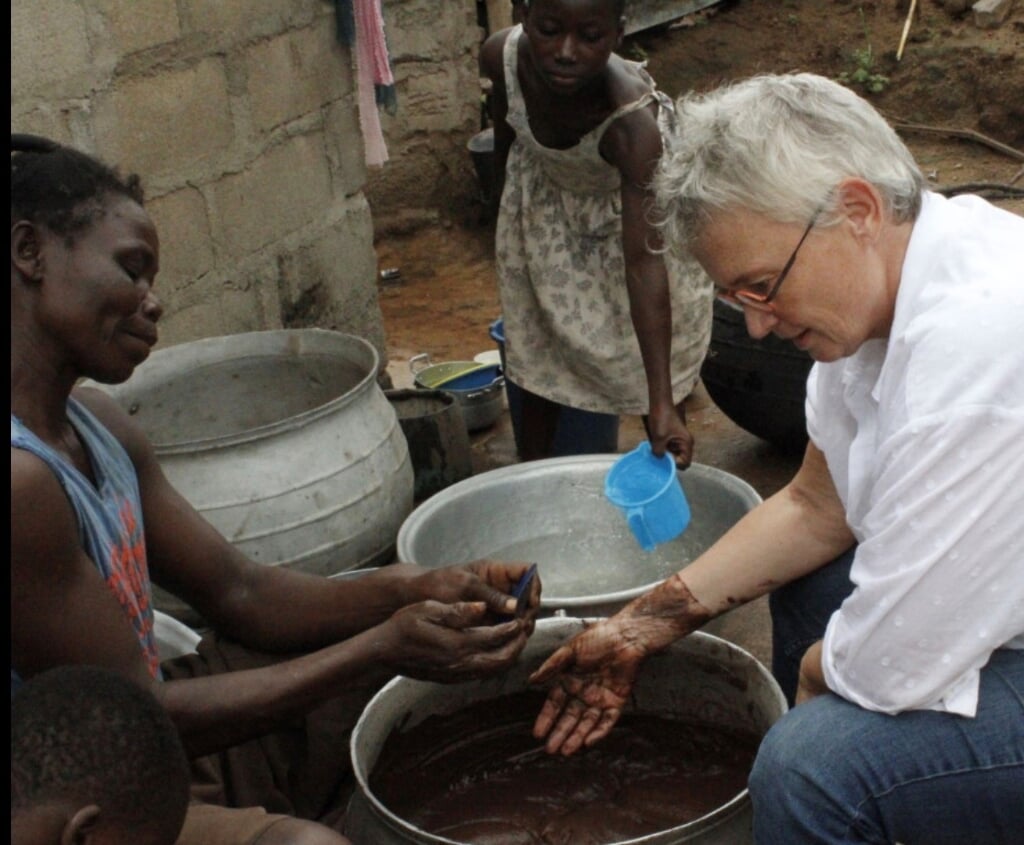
[532,443,854,754]
[602,106,690,463]
[12,389,538,758]
[78,388,524,649]
[13,461,534,759]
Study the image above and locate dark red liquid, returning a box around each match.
[370,691,760,845]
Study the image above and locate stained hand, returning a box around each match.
[528,618,646,755]
[385,600,529,682]
[412,559,542,629]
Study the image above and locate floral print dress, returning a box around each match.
[496,25,713,415]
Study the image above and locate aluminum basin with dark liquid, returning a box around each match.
[346,618,787,845]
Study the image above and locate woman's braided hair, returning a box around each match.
[11,133,144,243]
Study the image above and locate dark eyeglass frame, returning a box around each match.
[717,206,823,312]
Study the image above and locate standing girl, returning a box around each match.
[480,0,713,462]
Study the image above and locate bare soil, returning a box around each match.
[635,0,1024,148]
[633,0,1024,198]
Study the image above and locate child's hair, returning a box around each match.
[11,665,190,839]
[11,133,145,243]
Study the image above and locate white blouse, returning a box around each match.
[807,191,1024,716]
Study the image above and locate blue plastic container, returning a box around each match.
[489,318,620,457]
[604,441,691,551]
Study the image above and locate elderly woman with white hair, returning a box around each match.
[528,72,1024,843]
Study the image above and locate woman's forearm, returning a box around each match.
[616,446,853,648]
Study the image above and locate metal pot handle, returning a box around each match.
[409,353,432,376]
[463,375,506,400]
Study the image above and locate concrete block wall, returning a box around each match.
[11,0,388,361]
[366,0,487,231]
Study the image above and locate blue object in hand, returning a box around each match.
[604,442,691,551]
[497,563,537,622]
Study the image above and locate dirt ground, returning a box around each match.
[635,0,1024,148]
[374,1,1022,663]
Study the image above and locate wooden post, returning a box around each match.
[896,0,918,62]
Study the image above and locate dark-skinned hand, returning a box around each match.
[407,559,543,631]
[647,403,694,469]
[382,599,531,682]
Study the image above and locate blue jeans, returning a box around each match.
[754,551,1024,843]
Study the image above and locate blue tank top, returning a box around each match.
[11,397,163,690]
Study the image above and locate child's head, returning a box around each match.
[11,134,145,246]
[11,666,190,845]
[523,0,626,94]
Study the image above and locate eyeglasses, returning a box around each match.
[717,207,822,313]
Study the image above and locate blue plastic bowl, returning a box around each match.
[441,365,503,391]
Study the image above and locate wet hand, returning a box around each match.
[385,600,530,682]
[528,619,646,756]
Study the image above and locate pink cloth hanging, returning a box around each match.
[352,0,392,167]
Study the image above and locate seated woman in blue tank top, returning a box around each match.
[10,134,542,845]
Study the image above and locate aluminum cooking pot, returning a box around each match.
[345,617,787,844]
[409,353,504,432]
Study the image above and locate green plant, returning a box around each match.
[836,8,890,94]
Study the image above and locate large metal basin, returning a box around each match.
[397,456,761,616]
[346,617,787,844]
[97,329,414,625]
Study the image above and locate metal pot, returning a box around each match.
[386,389,473,500]
[397,455,761,618]
[345,617,787,844]
[467,127,496,208]
[97,329,414,625]
[410,353,505,432]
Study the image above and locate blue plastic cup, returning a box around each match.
[604,442,691,552]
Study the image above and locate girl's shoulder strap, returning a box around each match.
[594,59,669,137]
[502,24,523,90]
[594,93,657,139]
